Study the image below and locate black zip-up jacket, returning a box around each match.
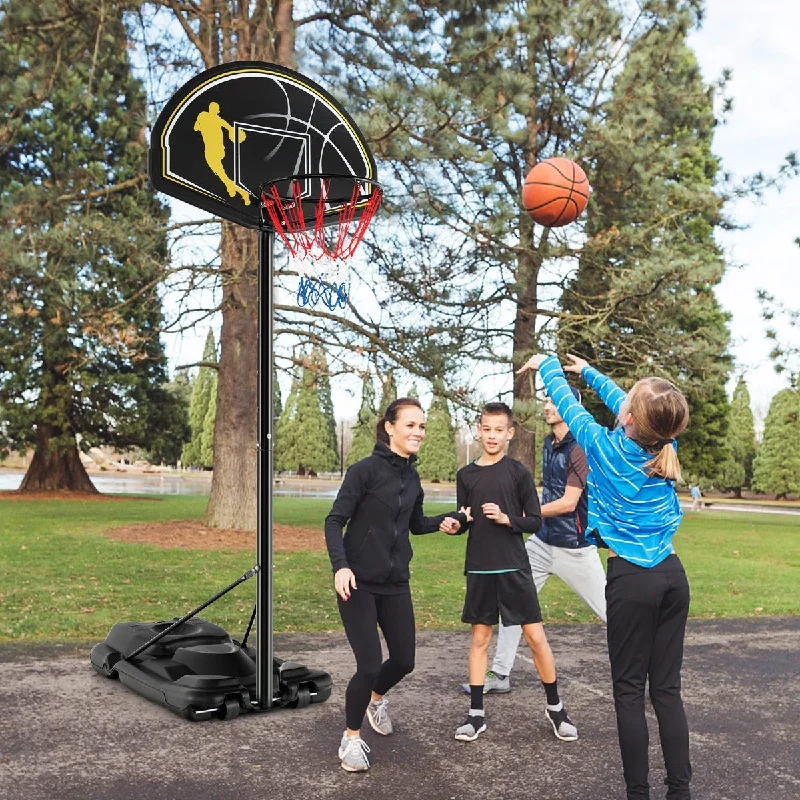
[324,442,465,588]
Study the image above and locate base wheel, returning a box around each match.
[291,685,312,709]
[220,697,241,720]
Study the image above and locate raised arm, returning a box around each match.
[575,359,627,418]
[536,355,606,455]
[561,353,626,418]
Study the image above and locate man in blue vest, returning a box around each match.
[462,386,607,695]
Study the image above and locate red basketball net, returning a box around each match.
[261,176,382,261]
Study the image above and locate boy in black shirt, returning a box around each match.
[447,402,578,743]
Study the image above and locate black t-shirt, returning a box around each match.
[456,456,542,573]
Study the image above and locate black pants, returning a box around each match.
[337,587,416,731]
[606,554,692,800]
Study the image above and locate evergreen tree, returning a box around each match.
[751,388,800,498]
[311,347,338,459]
[200,374,218,468]
[274,368,300,472]
[418,390,457,482]
[516,395,549,483]
[347,373,378,466]
[313,0,734,473]
[0,1,174,491]
[717,378,757,495]
[274,357,337,474]
[681,380,731,485]
[558,21,732,480]
[407,384,419,400]
[182,330,218,468]
[273,371,283,419]
[143,371,192,467]
[379,372,398,412]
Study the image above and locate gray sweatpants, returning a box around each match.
[491,534,607,677]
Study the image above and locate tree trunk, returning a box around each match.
[19,425,98,493]
[273,0,295,66]
[200,1,297,530]
[204,223,259,530]
[508,372,536,472]
[507,211,540,473]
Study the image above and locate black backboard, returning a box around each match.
[148,62,377,230]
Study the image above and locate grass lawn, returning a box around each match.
[1,495,798,643]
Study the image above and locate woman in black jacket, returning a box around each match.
[325,397,465,772]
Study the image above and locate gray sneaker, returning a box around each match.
[338,732,371,772]
[367,696,393,735]
[454,712,487,742]
[545,705,578,741]
[459,670,511,695]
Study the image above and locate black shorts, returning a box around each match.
[461,570,543,626]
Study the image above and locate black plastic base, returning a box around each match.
[90,617,332,721]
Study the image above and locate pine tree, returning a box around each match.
[274,368,300,472]
[274,358,338,475]
[347,373,378,466]
[200,374,218,468]
[379,372,398,413]
[557,24,732,480]
[311,347,338,460]
[751,388,800,498]
[732,378,757,488]
[182,330,218,469]
[681,380,731,485]
[516,395,549,483]
[312,1,734,473]
[0,1,174,491]
[273,371,283,420]
[143,370,192,467]
[418,390,457,482]
[718,378,757,496]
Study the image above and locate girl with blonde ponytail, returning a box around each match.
[518,353,692,800]
[618,377,689,481]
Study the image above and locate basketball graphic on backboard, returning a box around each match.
[193,102,251,205]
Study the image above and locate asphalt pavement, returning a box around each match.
[1,617,798,800]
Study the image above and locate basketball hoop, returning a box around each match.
[260,173,381,310]
[260,173,382,259]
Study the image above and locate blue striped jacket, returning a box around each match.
[538,356,682,568]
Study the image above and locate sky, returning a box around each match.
[688,0,800,421]
[163,0,800,424]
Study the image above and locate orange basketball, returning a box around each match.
[522,157,590,227]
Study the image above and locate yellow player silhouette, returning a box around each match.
[193,102,251,205]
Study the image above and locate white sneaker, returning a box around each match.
[546,704,578,741]
[338,731,371,772]
[454,713,487,742]
[367,696,393,735]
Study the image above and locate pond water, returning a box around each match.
[0,470,458,502]
[0,470,212,496]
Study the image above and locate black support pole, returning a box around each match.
[256,228,275,709]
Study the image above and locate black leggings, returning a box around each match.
[606,554,692,800]
[337,587,416,731]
